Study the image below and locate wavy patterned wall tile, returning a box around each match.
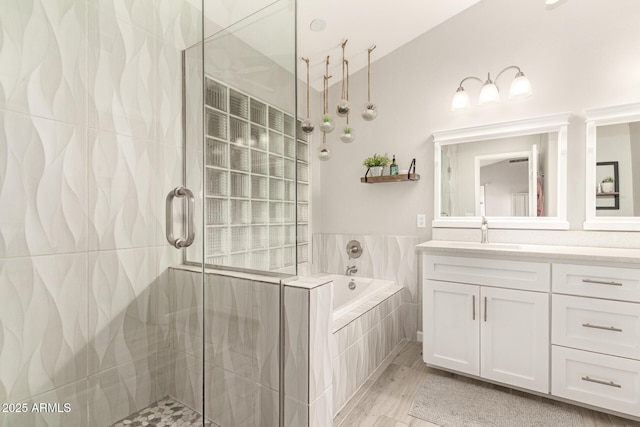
[0,0,87,124]
[88,130,155,250]
[167,268,203,359]
[154,142,184,246]
[88,248,158,375]
[87,4,155,140]
[255,280,280,390]
[284,286,309,404]
[0,111,87,257]
[156,0,202,51]
[309,284,332,404]
[0,254,88,404]
[87,355,157,427]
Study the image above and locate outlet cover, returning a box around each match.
[417,214,426,228]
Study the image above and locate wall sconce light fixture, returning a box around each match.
[451,65,532,111]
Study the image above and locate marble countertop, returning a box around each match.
[416,240,640,264]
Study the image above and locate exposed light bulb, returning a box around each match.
[451,88,471,111]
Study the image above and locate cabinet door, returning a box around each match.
[480,287,549,393]
[423,279,479,376]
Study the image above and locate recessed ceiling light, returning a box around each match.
[545,0,559,4]
[310,18,327,32]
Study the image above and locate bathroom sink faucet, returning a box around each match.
[481,216,489,244]
[346,265,358,276]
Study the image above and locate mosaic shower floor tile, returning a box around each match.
[111,397,213,427]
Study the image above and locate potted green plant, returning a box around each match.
[602,176,615,193]
[363,153,391,177]
[340,126,355,143]
[319,114,335,133]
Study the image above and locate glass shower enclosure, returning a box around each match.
[0,0,299,426]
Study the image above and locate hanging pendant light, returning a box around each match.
[341,60,356,143]
[318,132,333,161]
[300,57,314,134]
[319,56,335,133]
[362,45,378,121]
[336,40,350,117]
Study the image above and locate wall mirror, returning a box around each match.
[584,103,640,231]
[433,114,570,229]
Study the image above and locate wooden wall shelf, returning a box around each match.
[360,174,420,183]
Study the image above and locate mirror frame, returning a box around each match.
[584,102,640,231]
[433,113,570,229]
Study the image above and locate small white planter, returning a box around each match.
[602,181,615,193]
[370,166,384,177]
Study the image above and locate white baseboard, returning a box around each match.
[417,331,423,342]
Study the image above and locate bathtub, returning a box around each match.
[325,274,396,321]
[319,273,405,414]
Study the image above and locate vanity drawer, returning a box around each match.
[553,263,640,302]
[552,295,640,360]
[552,346,640,417]
[424,255,550,292]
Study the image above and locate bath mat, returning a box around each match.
[409,374,583,427]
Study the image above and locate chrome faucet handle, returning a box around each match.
[480,216,489,244]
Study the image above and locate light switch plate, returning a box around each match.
[417,214,426,228]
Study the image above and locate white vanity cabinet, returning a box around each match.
[423,255,550,393]
[551,263,640,417]
[418,241,640,420]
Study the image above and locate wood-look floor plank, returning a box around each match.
[335,340,640,427]
[372,415,409,427]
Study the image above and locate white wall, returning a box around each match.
[312,0,640,246]
[631,122,640,216]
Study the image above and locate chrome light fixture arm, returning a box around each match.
[494,65,523,86]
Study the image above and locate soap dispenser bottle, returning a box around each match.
[390,155,399,176]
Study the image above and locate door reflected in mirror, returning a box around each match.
[440,133,557,218]
[595,121,640,217]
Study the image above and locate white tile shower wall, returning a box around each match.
[313,234,419,339]
[0,0,201,425]
[332,290,404,415]
[168,268,282,425]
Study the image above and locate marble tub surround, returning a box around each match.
[332,289,405,415]
[313,234,420,340]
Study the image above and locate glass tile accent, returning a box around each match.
[229,89,249,119]
[202,77,309,271]
[206,80,227,111]
[230,145,249,172]
[206,198,228,225]
[206,138,228,168]
[250,99,267,126]
[206,110,227,139]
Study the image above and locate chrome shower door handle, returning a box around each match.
[166,187,196,249]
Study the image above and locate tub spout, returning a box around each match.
[346,265,358,276]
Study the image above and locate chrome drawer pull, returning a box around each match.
[582,323,622,332]
[484,297,487,322]
[581,278,623,287]
[472,295,476,320]
[581,376,622,388]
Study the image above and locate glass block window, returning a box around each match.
[203,77,309,272]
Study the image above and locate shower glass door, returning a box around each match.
[183,0,298,425]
